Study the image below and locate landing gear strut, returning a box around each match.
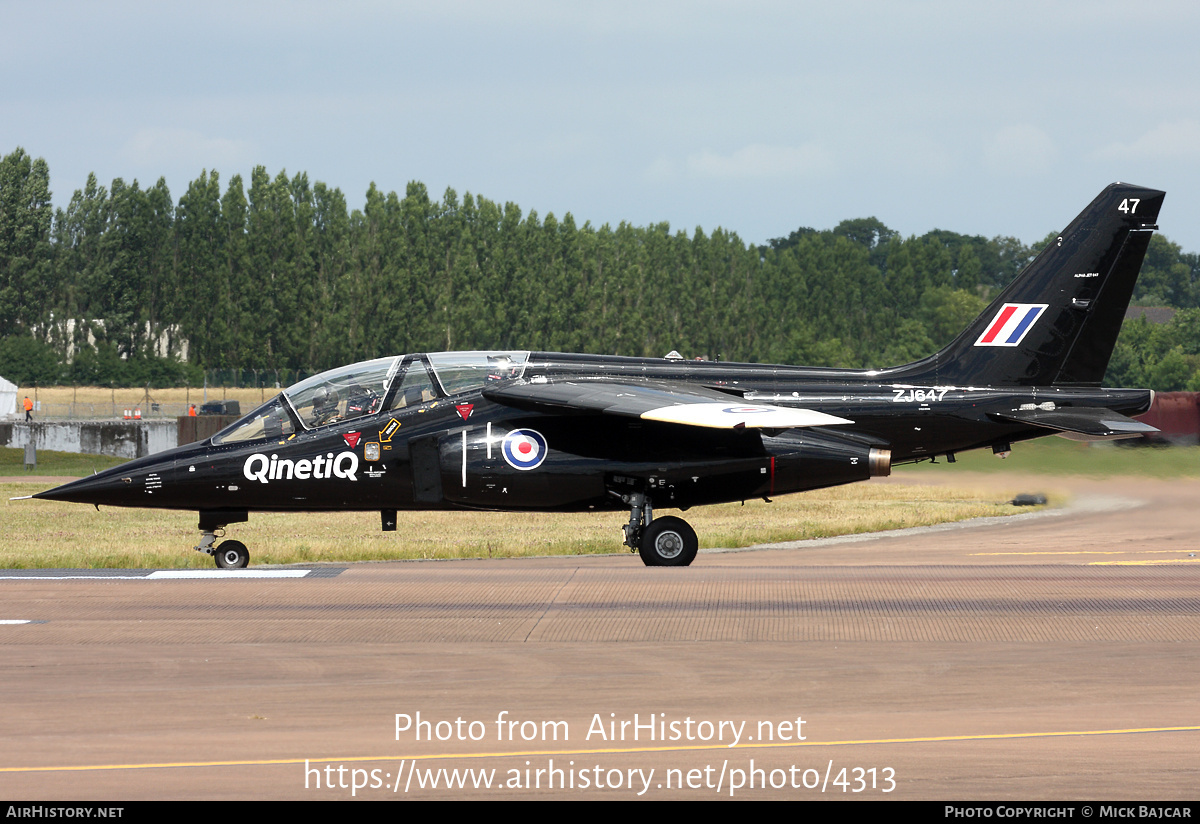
[621,493,699,567]
[196,510,251,569]
[621,492,653,551]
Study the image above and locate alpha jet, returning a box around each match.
[36,183,1164,568]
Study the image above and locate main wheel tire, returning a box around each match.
[214,540,250,569]
[638,516,698,567]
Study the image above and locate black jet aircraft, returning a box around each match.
[35,183,1164,568]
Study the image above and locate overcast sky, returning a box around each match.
[4,1,1199,250]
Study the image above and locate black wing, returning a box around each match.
[484,380,852,429]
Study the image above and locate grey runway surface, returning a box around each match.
[2,474,1198,799]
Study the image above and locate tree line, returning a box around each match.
[2,146,1199,389]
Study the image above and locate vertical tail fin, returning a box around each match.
[897,183,1164,387]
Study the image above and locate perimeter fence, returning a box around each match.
[16,368,318,421]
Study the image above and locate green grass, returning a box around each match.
[897,437,1200,478]
[0,447,127,476]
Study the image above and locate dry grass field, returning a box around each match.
[1,479,1023,568]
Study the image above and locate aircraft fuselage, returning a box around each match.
[44,354,1151,517]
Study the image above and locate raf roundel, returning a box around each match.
[502,428,549,471]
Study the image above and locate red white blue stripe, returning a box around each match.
[974,303,1048,347]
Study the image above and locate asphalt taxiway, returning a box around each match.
[2,474,1198,799]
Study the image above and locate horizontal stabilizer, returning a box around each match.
[991,407,1159,441]
[485,380,852,429]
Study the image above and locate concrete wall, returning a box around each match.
[0,420,178,459]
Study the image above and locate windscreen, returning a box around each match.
[284,357,399,429]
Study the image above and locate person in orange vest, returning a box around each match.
[188,404,197,417]
[24,396,33,421]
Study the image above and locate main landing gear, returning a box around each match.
[621,493,699,567]
[196,511,251,569]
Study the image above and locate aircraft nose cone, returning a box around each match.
[34,472,136,506]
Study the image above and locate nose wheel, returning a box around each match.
[213,540,250,569]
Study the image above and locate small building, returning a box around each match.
[1124,306,1177,325]
[1136,392,1200,445]
[0,374,16,418]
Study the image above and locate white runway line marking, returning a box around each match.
[0,575,152,580]
[149,570,312,578]
[0,570,314,580]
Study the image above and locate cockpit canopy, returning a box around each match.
[213,351,530,445]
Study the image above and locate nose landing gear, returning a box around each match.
[196,510,251,569]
